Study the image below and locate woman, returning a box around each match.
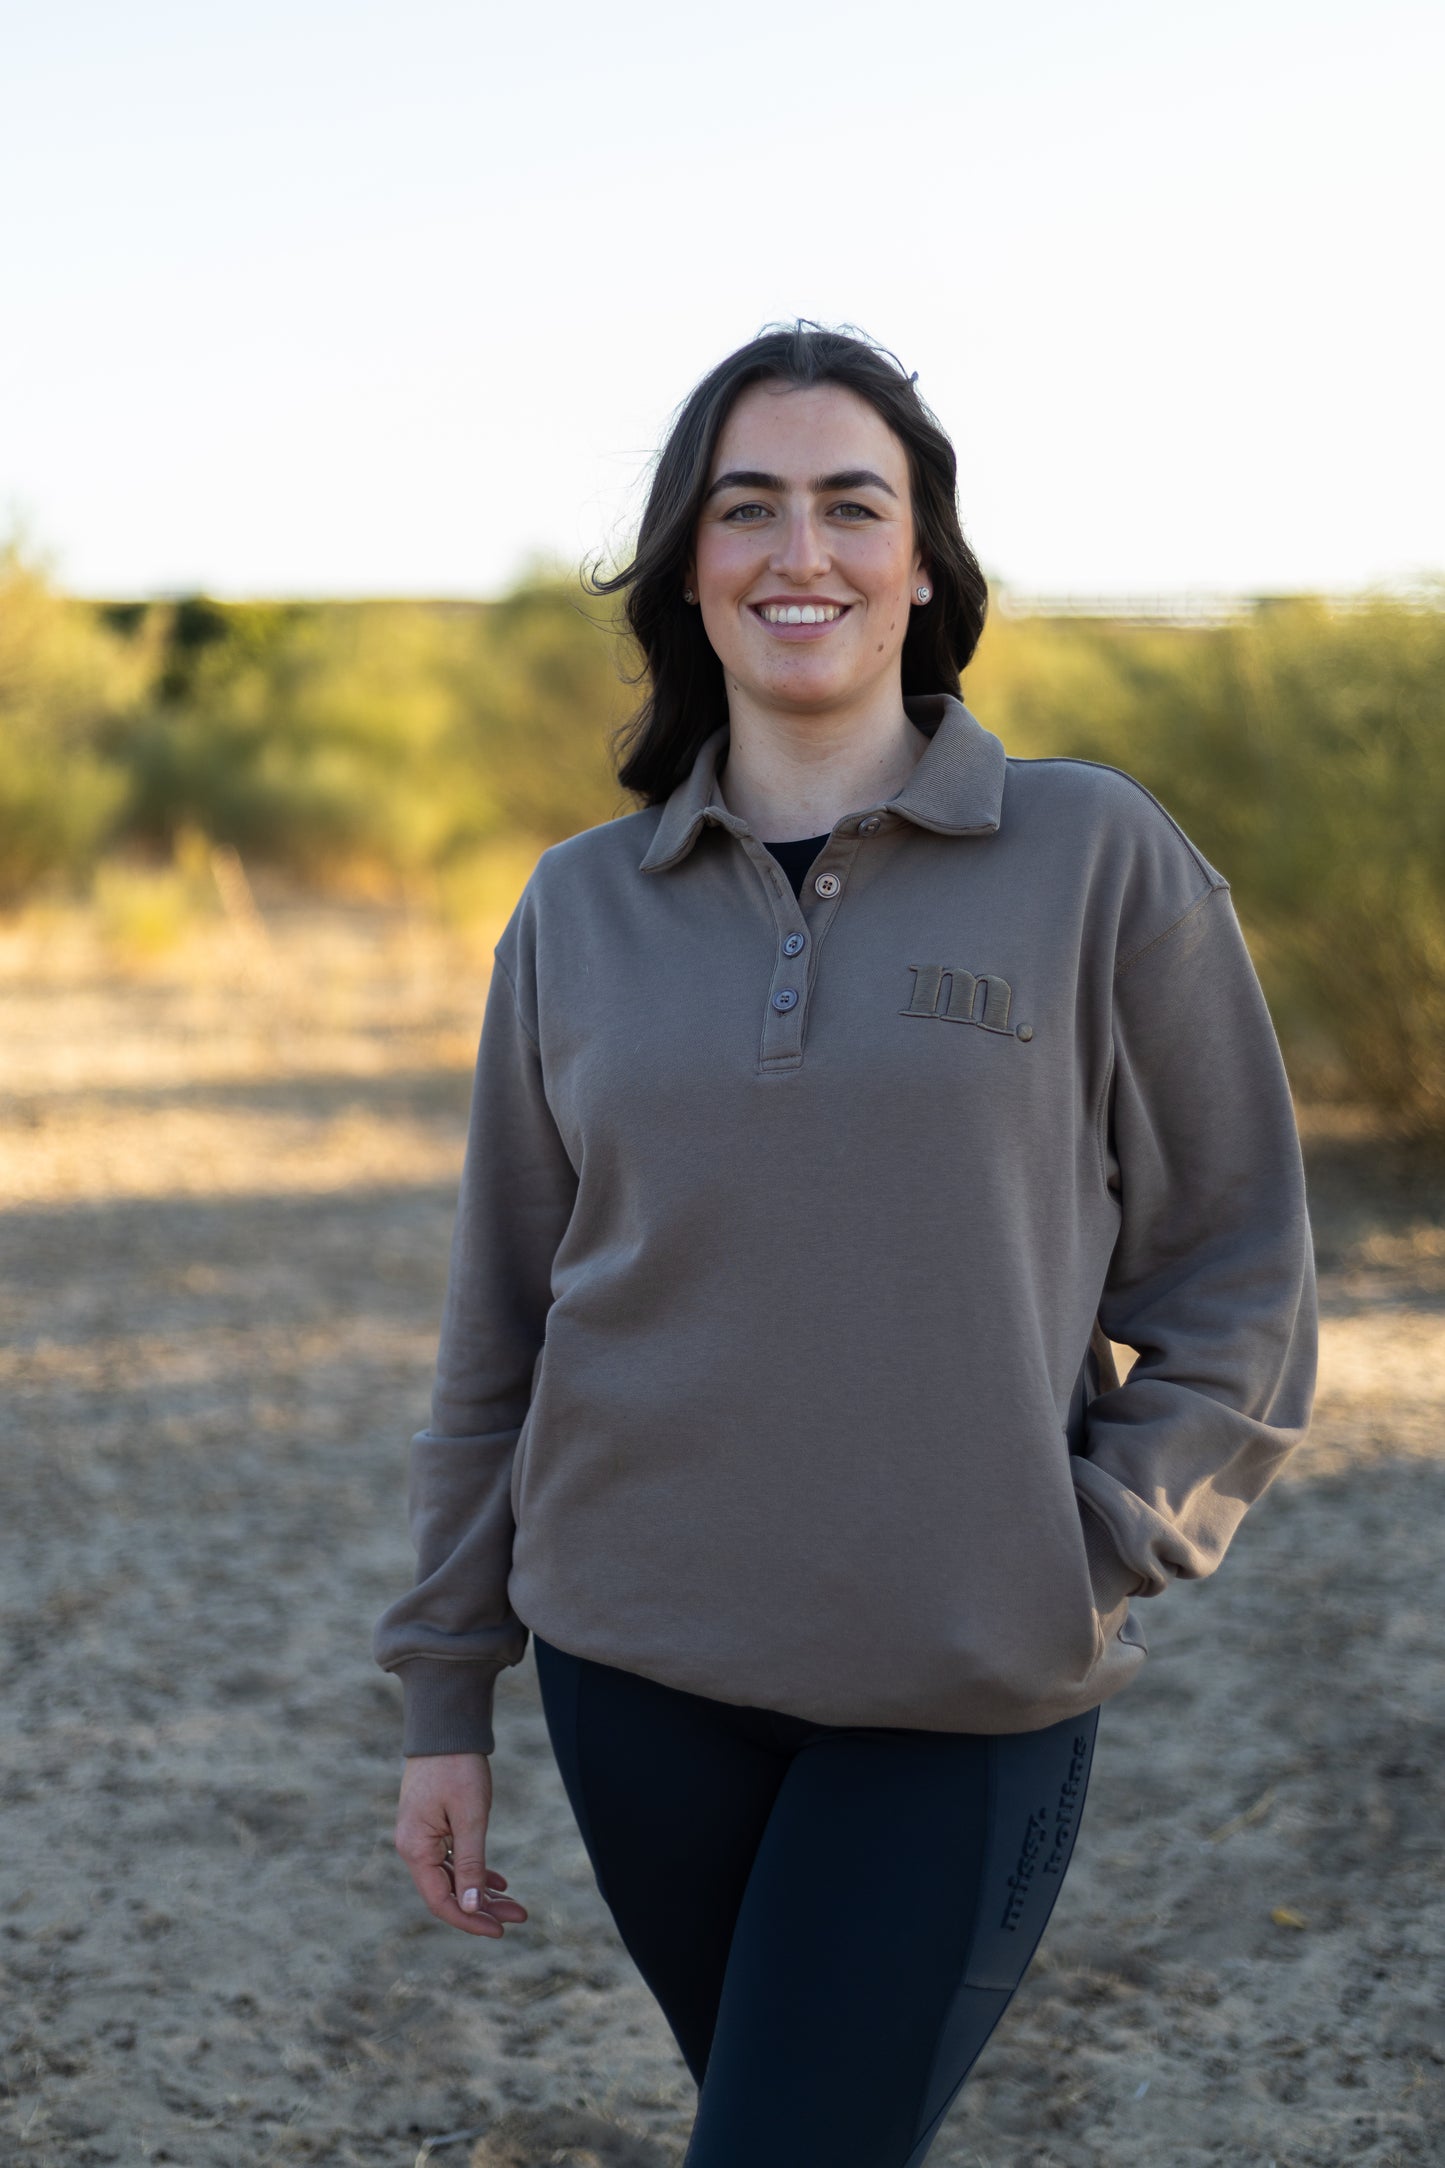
[373,323,1318,2164]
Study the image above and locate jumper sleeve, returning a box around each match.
[371,926,579,1756]
[1072,881,1318,1610]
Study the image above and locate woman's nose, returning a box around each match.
[770,511,830,581]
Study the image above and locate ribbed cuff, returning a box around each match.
[395,1657,504,1757]
[1079,1503,1149,1616]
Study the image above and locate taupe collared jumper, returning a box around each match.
[373,693,1318,1757]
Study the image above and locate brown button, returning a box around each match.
[858,816,882,835]
[813,871,842,898]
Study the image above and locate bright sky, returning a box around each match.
[2,0,1440,599]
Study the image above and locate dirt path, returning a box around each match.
[2,904,1442,2167]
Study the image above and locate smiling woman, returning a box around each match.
[591,322,988,813]
[372,320,1318,2166]
[690,387,930,734]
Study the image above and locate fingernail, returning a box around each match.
[461,1888,479,1912]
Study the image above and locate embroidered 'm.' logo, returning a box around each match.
[901,963,1014,1035]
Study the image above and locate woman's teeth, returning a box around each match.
[758,603,845,625]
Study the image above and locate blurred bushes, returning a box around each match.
[1,533,1440,1140]
[0,542,149,901]
[100,585,627,884]
[966,590,1445,1140]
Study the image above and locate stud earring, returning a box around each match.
[683,587,697,604]
[915,585,931,604]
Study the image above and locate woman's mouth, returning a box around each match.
[749,602,852,638]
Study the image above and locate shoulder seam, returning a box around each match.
[1115,880,1229,978]
[1009,754,1225,892]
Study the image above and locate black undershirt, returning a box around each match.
[763,834,830,901]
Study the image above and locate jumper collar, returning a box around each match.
[637,691,1008,875]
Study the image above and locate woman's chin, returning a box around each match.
[731,652,872,715]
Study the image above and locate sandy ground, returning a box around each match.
[2,897,1443,2168]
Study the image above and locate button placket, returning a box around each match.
[726,828,810,1068]
[762,897,811,1065]
[730,815,881,1072]
[762,832,865,1068]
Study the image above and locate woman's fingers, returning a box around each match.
[406,1850,513,1938]
[418,1853,503,1935]
[480,1871,529,1924]
[442,1875,527,1932]
[394,1756,529,1939]
[448,1813,505,1926]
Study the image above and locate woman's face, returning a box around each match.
[687,378,930,725]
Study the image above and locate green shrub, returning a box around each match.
[0,541,145,902]
[968,591,1445,1142]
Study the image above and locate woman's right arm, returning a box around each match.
[371,910,579,1763]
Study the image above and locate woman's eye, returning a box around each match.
[721,500,875,523]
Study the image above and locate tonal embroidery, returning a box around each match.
[900,964,1015,1035]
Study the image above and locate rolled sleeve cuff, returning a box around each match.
[395,1657,505,1758]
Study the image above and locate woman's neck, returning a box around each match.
[717,704,932,843]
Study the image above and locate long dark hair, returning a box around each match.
[588,320,989,806]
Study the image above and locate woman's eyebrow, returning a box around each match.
[702,467,898,502]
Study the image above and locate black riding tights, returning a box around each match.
[532,1633,1101,2168]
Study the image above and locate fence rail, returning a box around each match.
[993,585,1441,626]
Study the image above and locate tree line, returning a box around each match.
[2,540,1440,1143]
